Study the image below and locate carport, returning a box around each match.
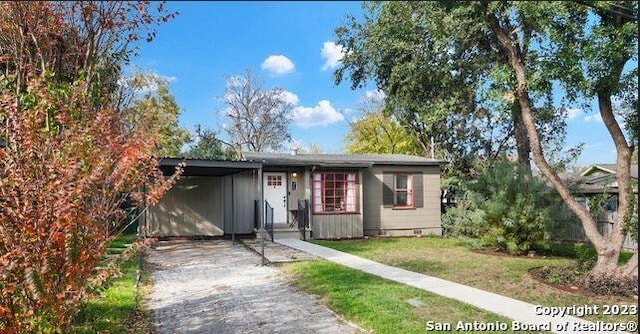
[142,158,263,239]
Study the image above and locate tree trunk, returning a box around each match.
[481,8,630,275]
[513,101,531,172]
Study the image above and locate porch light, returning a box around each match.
[292,172,298,178]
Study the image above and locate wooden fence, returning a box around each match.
[551,210,637,250]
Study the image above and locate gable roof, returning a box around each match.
[580,164,638,179]
[242,152,446,168]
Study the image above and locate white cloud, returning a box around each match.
[566,108,582,120]
[321,41,345,71]
[364,89,386,102]
[279,90,299,106]
[261,55,295,75]
[584,114,603,123]
[293,100,345,128]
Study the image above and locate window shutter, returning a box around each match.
[382,172,394,207]
[413,172,424,208]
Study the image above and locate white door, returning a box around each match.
[264,172,287,224]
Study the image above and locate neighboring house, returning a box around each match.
[552,163,638,249]
[141,151,446,240]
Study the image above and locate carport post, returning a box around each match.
[259,167,266,265]
[231,174,235,244]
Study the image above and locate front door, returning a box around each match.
[263,172,287,224]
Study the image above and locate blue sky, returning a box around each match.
[132,1,626,166]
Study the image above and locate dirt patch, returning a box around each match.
[472,248,548,259]
[528,267,585,294]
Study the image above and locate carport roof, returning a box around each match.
[159,158,262,176]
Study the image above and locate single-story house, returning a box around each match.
[552,163,638,249]
[140,151,446,240]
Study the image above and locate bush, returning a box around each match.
[443,160,562,254]
[538,265,582,285]
[584,272,638,297]
[574,243,597,272]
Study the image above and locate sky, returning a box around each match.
[132,1,629,167]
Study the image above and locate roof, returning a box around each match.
[557,163,639,194]
[580,164,638,179]
[242,152,447,167]
[158,158,261,176]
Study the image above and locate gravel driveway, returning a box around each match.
[145,240,355,334]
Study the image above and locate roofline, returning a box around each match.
[244,158,447,167]
[580,165,617,176]
[159,158,262,169]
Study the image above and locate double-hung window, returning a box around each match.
[394,173,414,208]
[313,172,357,214]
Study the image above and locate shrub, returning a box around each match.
[574,243,597,272]
[444,160,562,254]
[538,265,582,285]
[584,272,638,297]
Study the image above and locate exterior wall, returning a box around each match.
[223,170,259,234]
[363,165,441,236]
[312,214,363,239]
[146,176,224,236]
[310,169,364,239]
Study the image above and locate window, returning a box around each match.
[267,175,282,186]
[394,174,413,208]
[313,172,357,214]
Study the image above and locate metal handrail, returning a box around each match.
[297,199,309,241]
[265,201,274,242]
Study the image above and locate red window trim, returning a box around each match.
[393,173,414,208]
[312,172,358,214]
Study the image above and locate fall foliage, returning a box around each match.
[0,1,180,332]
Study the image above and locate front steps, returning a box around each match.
[258,223,311,240]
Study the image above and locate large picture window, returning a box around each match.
[313,172,357,214]
[394,173,413,208]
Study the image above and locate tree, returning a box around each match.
[122,73,191,157]
[0,1,176,102]
[474,0,638,276]
[223,69,293,152]
[335,1,637,277]
[185,125,235,160]
[0,2,179,331]
[334,2,568,174]
[345,96,423,155]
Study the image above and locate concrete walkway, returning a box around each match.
[277,239,627,334]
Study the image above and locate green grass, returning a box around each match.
[312,237,638,324]
[107,234,137,249]
[284,261,526,334]
[70,239,153,333]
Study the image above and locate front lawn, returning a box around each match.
[70,239,153,333]
[284,261,521,334]
[312,237,638,324]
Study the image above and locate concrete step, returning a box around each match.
[271,228,311,240]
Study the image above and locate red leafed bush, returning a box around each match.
[0,77,181,332]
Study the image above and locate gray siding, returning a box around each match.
[146,176,224,236]
[312,214,363,239]
[223,170,259,234]
[363,165,441,236]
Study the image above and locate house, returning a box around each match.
[140,151,446,240]
[552,163,638,249]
